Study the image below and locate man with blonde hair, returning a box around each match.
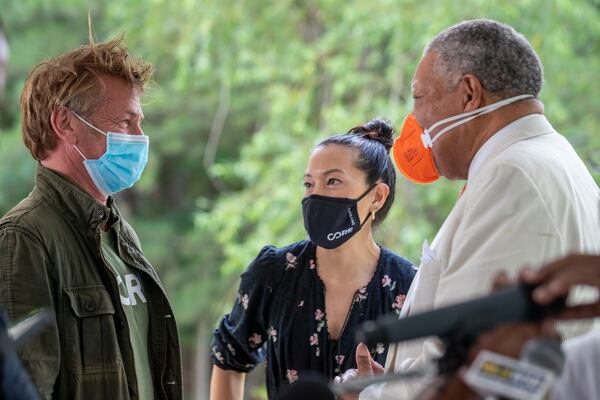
[0,35,182,399]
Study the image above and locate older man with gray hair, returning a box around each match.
[337,19,600,400]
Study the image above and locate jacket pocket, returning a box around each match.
[63,285,123,375]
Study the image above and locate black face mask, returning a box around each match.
[301,185,376,249]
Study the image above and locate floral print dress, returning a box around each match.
[211,240,415,398]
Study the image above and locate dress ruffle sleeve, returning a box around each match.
[210,245,283,372]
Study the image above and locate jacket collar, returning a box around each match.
[35,165,117,232]
[468,114,555,181]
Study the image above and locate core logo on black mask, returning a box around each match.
[301,185,375,249]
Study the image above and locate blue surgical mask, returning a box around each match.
[71,111,149,196]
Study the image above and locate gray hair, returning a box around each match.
[425,19,543,98]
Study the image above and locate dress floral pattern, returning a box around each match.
[211,241,415,398]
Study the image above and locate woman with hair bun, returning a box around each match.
[210,118,416,399]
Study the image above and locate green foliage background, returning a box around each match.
[1,0,599,397]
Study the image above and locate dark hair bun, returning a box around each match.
[347,117,395,152]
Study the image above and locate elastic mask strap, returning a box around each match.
[428,94,534,145]
[356,183,378,202]
[73,145,88,161]
[69,109,107,161]
[359,213,372,229]
[71,111,108,137]
[70,110,107,161]
[356,183,379,228]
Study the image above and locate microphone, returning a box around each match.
[357,283,565,348]
[463,338,564,400]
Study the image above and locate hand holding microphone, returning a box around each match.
[348,274,572,399]
[427,253,600,400]
[357,254,600,351]
[356,282,566,352]
[521,254,600,320]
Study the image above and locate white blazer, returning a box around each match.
[360,114,600,400]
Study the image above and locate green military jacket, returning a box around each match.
[0,166,182,400]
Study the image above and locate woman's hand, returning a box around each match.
[334,343,384,400]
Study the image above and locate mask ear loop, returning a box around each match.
[70,110,108,137]
[359,213,372,229]
[357,183,380,228]
[72,144,88,161]
[427,94,534,134]
[424,94,534,147]
[356,183,379,202]
[69,109,108,161]
[430,113,486,145]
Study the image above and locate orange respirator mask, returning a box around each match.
[392,94,533,184]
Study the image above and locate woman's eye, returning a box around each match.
[303,182,312,189]
[327,178,340,185]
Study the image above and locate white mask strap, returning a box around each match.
[70,110,107,161]
[73,144,88,161]
[71,111,108,137]
[427,94,534,145]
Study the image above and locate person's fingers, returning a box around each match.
[522,255,600,305]
[556,302,600,320]
[355,343,374,377]
[335,369,361,400]
[372,360,385,376]
[518,266,536,282]
[468,323,541,362]
[526,255,600,286]
[521,255,574,284]
[532,279,570,304]
[492,271,511,291]
[540,318,561,341]
[339,368,358,383]
[532,265,600,304]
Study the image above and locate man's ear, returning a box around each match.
[50,107,79,145]
[371,183,390,212]
[459,74,485,112]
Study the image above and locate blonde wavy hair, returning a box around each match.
[20,33,154,160]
